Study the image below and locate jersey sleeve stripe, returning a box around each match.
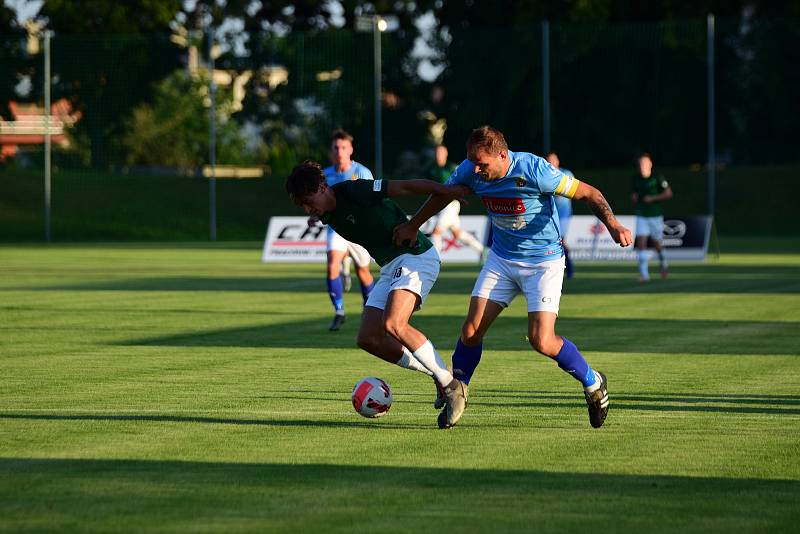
[555,175,580,198]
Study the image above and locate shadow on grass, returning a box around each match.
[29,263,800,294]
[0,413,428,430]
[118,315,800,356]
[0,458,797,531]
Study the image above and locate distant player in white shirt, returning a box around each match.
[395,126,632,429]
[428,145,484,256]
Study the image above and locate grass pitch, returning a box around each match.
[1,240,798,532]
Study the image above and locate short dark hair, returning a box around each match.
[467,125,508,160]
[285,160,325,204]
[331,128,354,144]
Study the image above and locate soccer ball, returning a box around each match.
[351,377,393,418]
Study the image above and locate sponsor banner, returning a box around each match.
[565,215,712,261]
[261,216,328,262]
[262,215,490,263]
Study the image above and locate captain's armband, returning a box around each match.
[554,175,580,199]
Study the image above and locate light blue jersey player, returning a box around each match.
[317,129,376,332]
[394,126,632,429]
[546,151,575,278]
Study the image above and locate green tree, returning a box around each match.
[0,5,29,120]
[36,0,183,168]
[122,70,264,170]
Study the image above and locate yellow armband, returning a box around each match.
[554,175,580,198]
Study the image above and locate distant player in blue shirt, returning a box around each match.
[546,152,575,279]
[394,126,632,429]
[315,129,376,331]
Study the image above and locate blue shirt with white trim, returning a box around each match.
[447,150,578,263]
[323,161,374,186]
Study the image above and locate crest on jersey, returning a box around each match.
[350,174,358,180]
[516,177,526,188]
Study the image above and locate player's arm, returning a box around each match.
[568,180,633,247]
[642,186,673,204]
[386,179,464,199]
[390,181,470,247]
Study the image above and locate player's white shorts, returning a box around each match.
[327,226,371,267]
[365,246,441,311]
[434,200,461,231]
[635,216,664,243]
[471,250,565,314]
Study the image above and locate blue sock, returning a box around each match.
[554,337,596,387]
[360,280,375,304]
[327,277,344,313]
[452,338,482,385]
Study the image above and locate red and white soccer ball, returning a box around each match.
[351,377,393,418]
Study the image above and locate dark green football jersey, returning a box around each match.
[632,173,670,217]
[428,162,457,184]
[320,179,433,266]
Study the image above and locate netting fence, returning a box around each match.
[1,16,797,241]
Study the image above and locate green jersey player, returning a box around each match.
[631,153,673,282]
[285,160,469,429]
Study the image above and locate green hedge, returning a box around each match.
[0,164,795,241]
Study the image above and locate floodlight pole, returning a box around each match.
[207,25,217,241]
[373,17,383,179]
[44,30,52,242]
[707,14,716,217]
[542,20,551,154]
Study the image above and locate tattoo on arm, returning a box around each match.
[588,192,616,226]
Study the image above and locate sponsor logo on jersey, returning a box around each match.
[515,177,526,188]
[482,196,526,214]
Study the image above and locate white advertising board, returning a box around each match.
[262,215,490,264]
[566,215,712,261]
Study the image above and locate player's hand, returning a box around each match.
[642,195,653,204]
[393,221,418,248]
[307,215,320,227]
[609,223,633,247]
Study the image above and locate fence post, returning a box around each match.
[707,14,716,217]
[542,20,551,155]
[44,30,52,242]
[207,25,217,241]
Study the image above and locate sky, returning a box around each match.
[3,0,442,81]
[4,0,42,22]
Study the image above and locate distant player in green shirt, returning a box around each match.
[632,153,673,281]
[428,144,484,255]
[285,160,469,429]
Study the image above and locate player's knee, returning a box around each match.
[356,333,380,353]
[461,323,483,346]
[382,317,408,340]
[528,334,556,356]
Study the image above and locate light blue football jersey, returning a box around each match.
[554,168,574,221]
[447,150,575,263]
[323,161,374,186]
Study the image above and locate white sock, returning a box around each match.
[637,250,650,279]
[431,233,443,253]
[411,340,453,386]
[584,370,602,394]
[342,255,352,276]
[396,347,434,376]
[458,231,484,253]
